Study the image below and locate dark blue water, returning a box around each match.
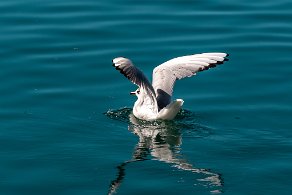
[1,0,292,194]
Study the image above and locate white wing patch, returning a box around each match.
[152,52,229,109]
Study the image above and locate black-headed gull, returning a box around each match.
[112,52,229,120]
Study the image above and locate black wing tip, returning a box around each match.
[199,54,229,71]
[112,59,132,80]
[224,54,229,61]
[112,59,118,67]
[224,53,230,61]
[218,53,230,64]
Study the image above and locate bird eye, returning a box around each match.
[137,90,140,94]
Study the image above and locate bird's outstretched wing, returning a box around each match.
[152,53,229,109]
[112,57,157,101]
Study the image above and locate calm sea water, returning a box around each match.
[1,0,292,194]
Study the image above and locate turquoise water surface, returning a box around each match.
[1,0,292,194]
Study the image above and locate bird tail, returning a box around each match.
[157,99,184,120]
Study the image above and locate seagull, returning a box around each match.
[112,52,229,121]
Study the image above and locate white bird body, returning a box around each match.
[112,52,229,121]
[132,88,184,120]
[132,87,159,120]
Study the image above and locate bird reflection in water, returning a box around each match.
[106,109,223,194]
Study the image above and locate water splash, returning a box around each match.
[105,107,132,123]
[105,107,213,138]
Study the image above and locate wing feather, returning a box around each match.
[152,52,229,109]
[112,57,157,105]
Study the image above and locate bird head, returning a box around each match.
[130,88,140,97]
